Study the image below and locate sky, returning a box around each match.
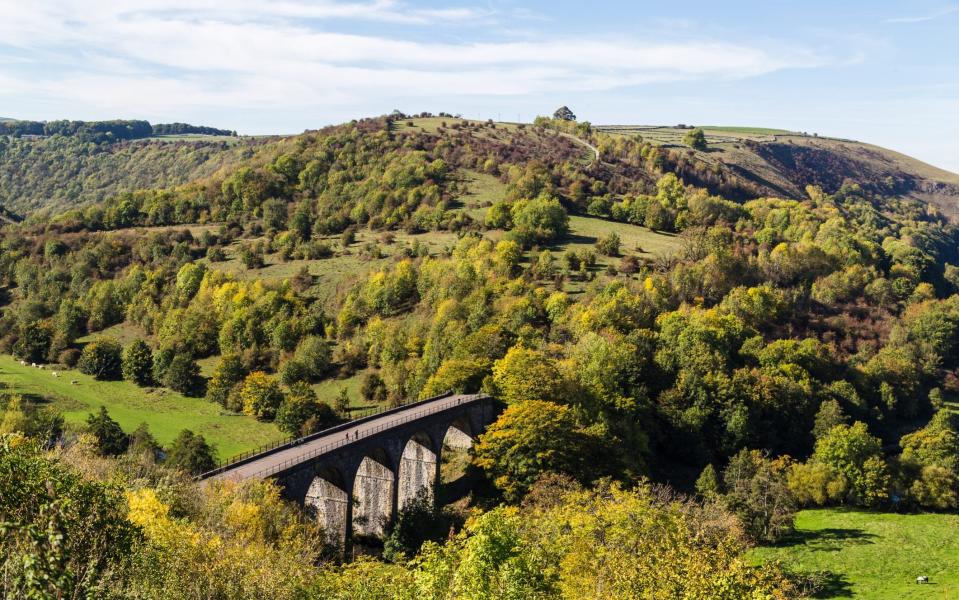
[1,1,958,171]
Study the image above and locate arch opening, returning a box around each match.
[398,431,438,511]
[352,449,394,539]
[443,416,474,450]
[305,468,349,548]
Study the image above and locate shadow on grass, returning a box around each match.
[801,570,855,598]
[774,527,877,552]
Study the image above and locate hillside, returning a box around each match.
[597,124,959,218]
[0,134,274,215]
[3,112,959,598]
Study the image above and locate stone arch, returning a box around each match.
[304,467,349,548]
[351,448,394,538]
[397,430,438,511]
[443,415,475,449]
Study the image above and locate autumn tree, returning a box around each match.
[473,400,603,501]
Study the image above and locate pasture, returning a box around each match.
[0,354,281,458]
[751,508,959,599]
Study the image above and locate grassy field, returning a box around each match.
[751,508,959,599]
[563,215,682,258]
[0,354,281,459]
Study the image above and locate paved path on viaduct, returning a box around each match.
[201,392,497,548]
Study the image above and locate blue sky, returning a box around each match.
[1,0,958,171]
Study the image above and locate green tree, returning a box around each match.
[122,339,154,386]
[85,406,128,456]
[682,127,708,150]
[14,321,53,364]
[509,196,569,247]
[293,335,332,380]
[78,338,123,380]
[473,400,602,501]
[721,449,796,542]
[813,422,889,506]
[275,383,336,436]
[695,463,721,499]
[553,106,576,121]
[206,354,247,407]
[165,429,217,475]
[162,353,203,396]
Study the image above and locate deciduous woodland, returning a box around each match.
[3,113,959,598]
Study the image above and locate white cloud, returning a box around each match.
[0,1,828,126]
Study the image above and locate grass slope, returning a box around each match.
[751,508,959,598]
[0,354,280,458]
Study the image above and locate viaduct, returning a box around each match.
[201,392,497,547]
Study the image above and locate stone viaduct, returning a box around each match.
[201,392,496,547]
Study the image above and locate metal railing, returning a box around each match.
[209,403,393,471]
[212,393,485,481]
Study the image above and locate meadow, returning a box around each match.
[751,508,959,599]
[0,354,281,458]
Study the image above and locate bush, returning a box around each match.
[595,231,621,256]
[77,339,123,380]
[682,128,708,150]
[58,348,81,368]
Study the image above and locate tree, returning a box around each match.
[85,406,128,456]
[383,489,446,562]
[361,372,388,403]
[122,339,154,386]
[334,387,351,417]
[207,354,247,407]
[491,346,565,404]
[293,335,332,379]
[644,201,673,232]
[128,422,161,459]
[553,106,576,121]
[275,382,336,436]
[162,353,203,396]
[695,464,721,499]
[238,371,285,420]
[78,338,123,380]
[812,399,848,440]
[472,400,602,501]
[165,429,217,474]
[683,127,708,150]
[14,321,52,364]
[721,449,796,542]
[509,196,569,247]
[811,422,889,506]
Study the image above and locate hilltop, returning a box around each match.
[3,115,958,223]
